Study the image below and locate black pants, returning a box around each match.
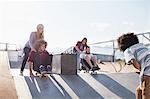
[20,47,31,72]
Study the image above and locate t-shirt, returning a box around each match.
[124,43,150,88]
[28,50,53,71]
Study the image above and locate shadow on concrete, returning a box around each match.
[24,76,71,99]
[91,74,136,99]
[60,75,104,99]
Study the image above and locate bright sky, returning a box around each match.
[0,0,150,50]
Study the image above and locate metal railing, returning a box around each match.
[63,32,150,62]
[63,46,74,54]
[0,42,19,51]
[1,32,149,61]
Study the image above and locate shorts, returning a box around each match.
[136,75,150,99]
[80,53,94,59]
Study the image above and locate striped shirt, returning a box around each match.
[124,43,150,88]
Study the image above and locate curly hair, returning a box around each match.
[34,39,47,51]
[117,33,139,52]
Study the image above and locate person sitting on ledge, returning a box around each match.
[80,46,100,71]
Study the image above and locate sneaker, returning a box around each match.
[95,64,101,69]
[91,66,100,71]
[19,71,23,76]
[47,65,52,72]
[39,65,47,73]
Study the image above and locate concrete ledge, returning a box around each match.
[52,54,77,75]
[0,51,18,99]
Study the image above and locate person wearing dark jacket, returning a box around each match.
[28,40,52,77]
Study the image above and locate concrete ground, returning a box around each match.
[0,51,139,99]
[0,51,17,99]
[10,57,139,99]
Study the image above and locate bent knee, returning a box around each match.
[85,55,91,60]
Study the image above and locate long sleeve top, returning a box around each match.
[25,32,37,49]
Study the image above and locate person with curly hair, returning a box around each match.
[28,40,52,77]
[117,33,150,99]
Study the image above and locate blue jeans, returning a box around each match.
[73,50,80,70]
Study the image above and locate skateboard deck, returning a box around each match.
[79,66,100,75]
[35,72,59,78]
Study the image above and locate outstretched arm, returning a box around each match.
[130,59,141,71]
[75,46,81,53]
[74,41,82,53]
[29,62,34,77]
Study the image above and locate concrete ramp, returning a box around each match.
[0,51,18,99]
[9,55,139,99]
[24,76,71,99]
[21,73,138,99]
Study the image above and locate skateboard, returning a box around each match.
[35,72,59,78]
[79,59,101,74]
[80,69,99,75]
[79,65,100,75]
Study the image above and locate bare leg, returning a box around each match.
[85,55,94,69]
[136,85,142,99]
[142,75,150,99]
[91,55,98,67]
